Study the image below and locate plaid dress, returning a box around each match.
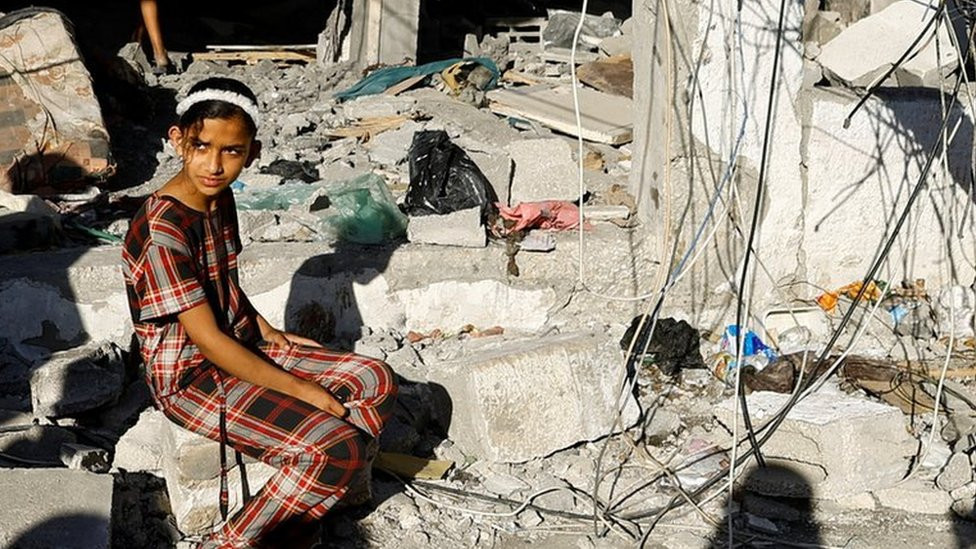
[123,190,398,548]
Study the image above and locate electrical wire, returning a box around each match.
[725,0,792,541]
[627,12,976,531]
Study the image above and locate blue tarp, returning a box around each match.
[334,57,500,102]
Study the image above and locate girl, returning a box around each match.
[122,77,398,548]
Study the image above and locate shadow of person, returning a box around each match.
[707,460,823,548]
[281,238,454,545]
[6,512,110,549]
[955,514,976,549]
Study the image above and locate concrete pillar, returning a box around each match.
[630,0,670,234]
[321,0,419,67]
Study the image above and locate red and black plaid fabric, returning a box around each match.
[123,189,399,547]
[123,190,258,402]
[163,345,397,548]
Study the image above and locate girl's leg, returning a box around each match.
[255,344,399,439]
[163,367,373,549]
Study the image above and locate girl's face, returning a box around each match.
[168,115,259,203]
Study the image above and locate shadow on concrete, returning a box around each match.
[7,513,110,549]
[283,240,454,545]
[707,461,822,548]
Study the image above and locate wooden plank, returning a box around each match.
[206,44,316,52]
[577,55,633,98]
[486,84,633,144]
[384,74,427,96]
[193,51,315,63]
[375,452,453,480]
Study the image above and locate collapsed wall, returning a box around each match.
[631,0,976,338]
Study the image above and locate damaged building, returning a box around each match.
[2,0,976,547]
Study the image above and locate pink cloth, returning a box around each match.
[496,201,580,233]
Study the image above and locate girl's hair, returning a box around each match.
[176,77,259,137]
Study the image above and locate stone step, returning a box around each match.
[0,468,113,549]
[425,331,640,463]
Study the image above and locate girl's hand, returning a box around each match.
[265,328,324,349]
[301,381,347,418]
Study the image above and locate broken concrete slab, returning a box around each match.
[366,120,422,166]
[0,424,75,465]
[30,343,124,418]
[817,1,958,88]
[341,95,417,120]
[466,149,512,207]
[407,207,486,248]
[938,452,973,492]
[599,34,633,57]
[112,407,167,473]
[720,382,915,499]
[161,417,276,534]
[0,468,113,548]
[805,11,844,47]
[875,478,953,514]
[425,331,640,462]
[0,190,60,221]
[507,138,580,203]
[487,85,633,145]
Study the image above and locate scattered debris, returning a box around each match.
[577,55,634,98]
[622,316,705,376]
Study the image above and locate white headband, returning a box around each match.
[175,89,261,128]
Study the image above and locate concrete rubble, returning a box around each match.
[816,0,959,88]
[6,1,976,547]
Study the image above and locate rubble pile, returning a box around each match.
[4,3,976,548]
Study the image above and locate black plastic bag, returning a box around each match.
[404,130,498,217]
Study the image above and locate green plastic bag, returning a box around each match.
[321,174,407,244]
[235,181,319,211]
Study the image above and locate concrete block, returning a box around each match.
[341,95,416,120]
[720,383,915,499]
[162,420,276,535]
[165,454,276,536]
[0,424,75,464]
[875,478,953,514]
[30,343,124,418]
[507,139,580,203]
[113,407,166,473]
[818,1,958,87]
[0,190,60,219]
[467,149,512,206]
[407,207,486,248]
[937,452,973,492]
[0,468,113,549]
[366,120,421,166]
[425,332,640,462]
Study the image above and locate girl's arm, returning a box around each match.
[178,301,346,417]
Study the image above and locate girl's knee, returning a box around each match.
[363,357,398,398]
[314,430,367,487]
